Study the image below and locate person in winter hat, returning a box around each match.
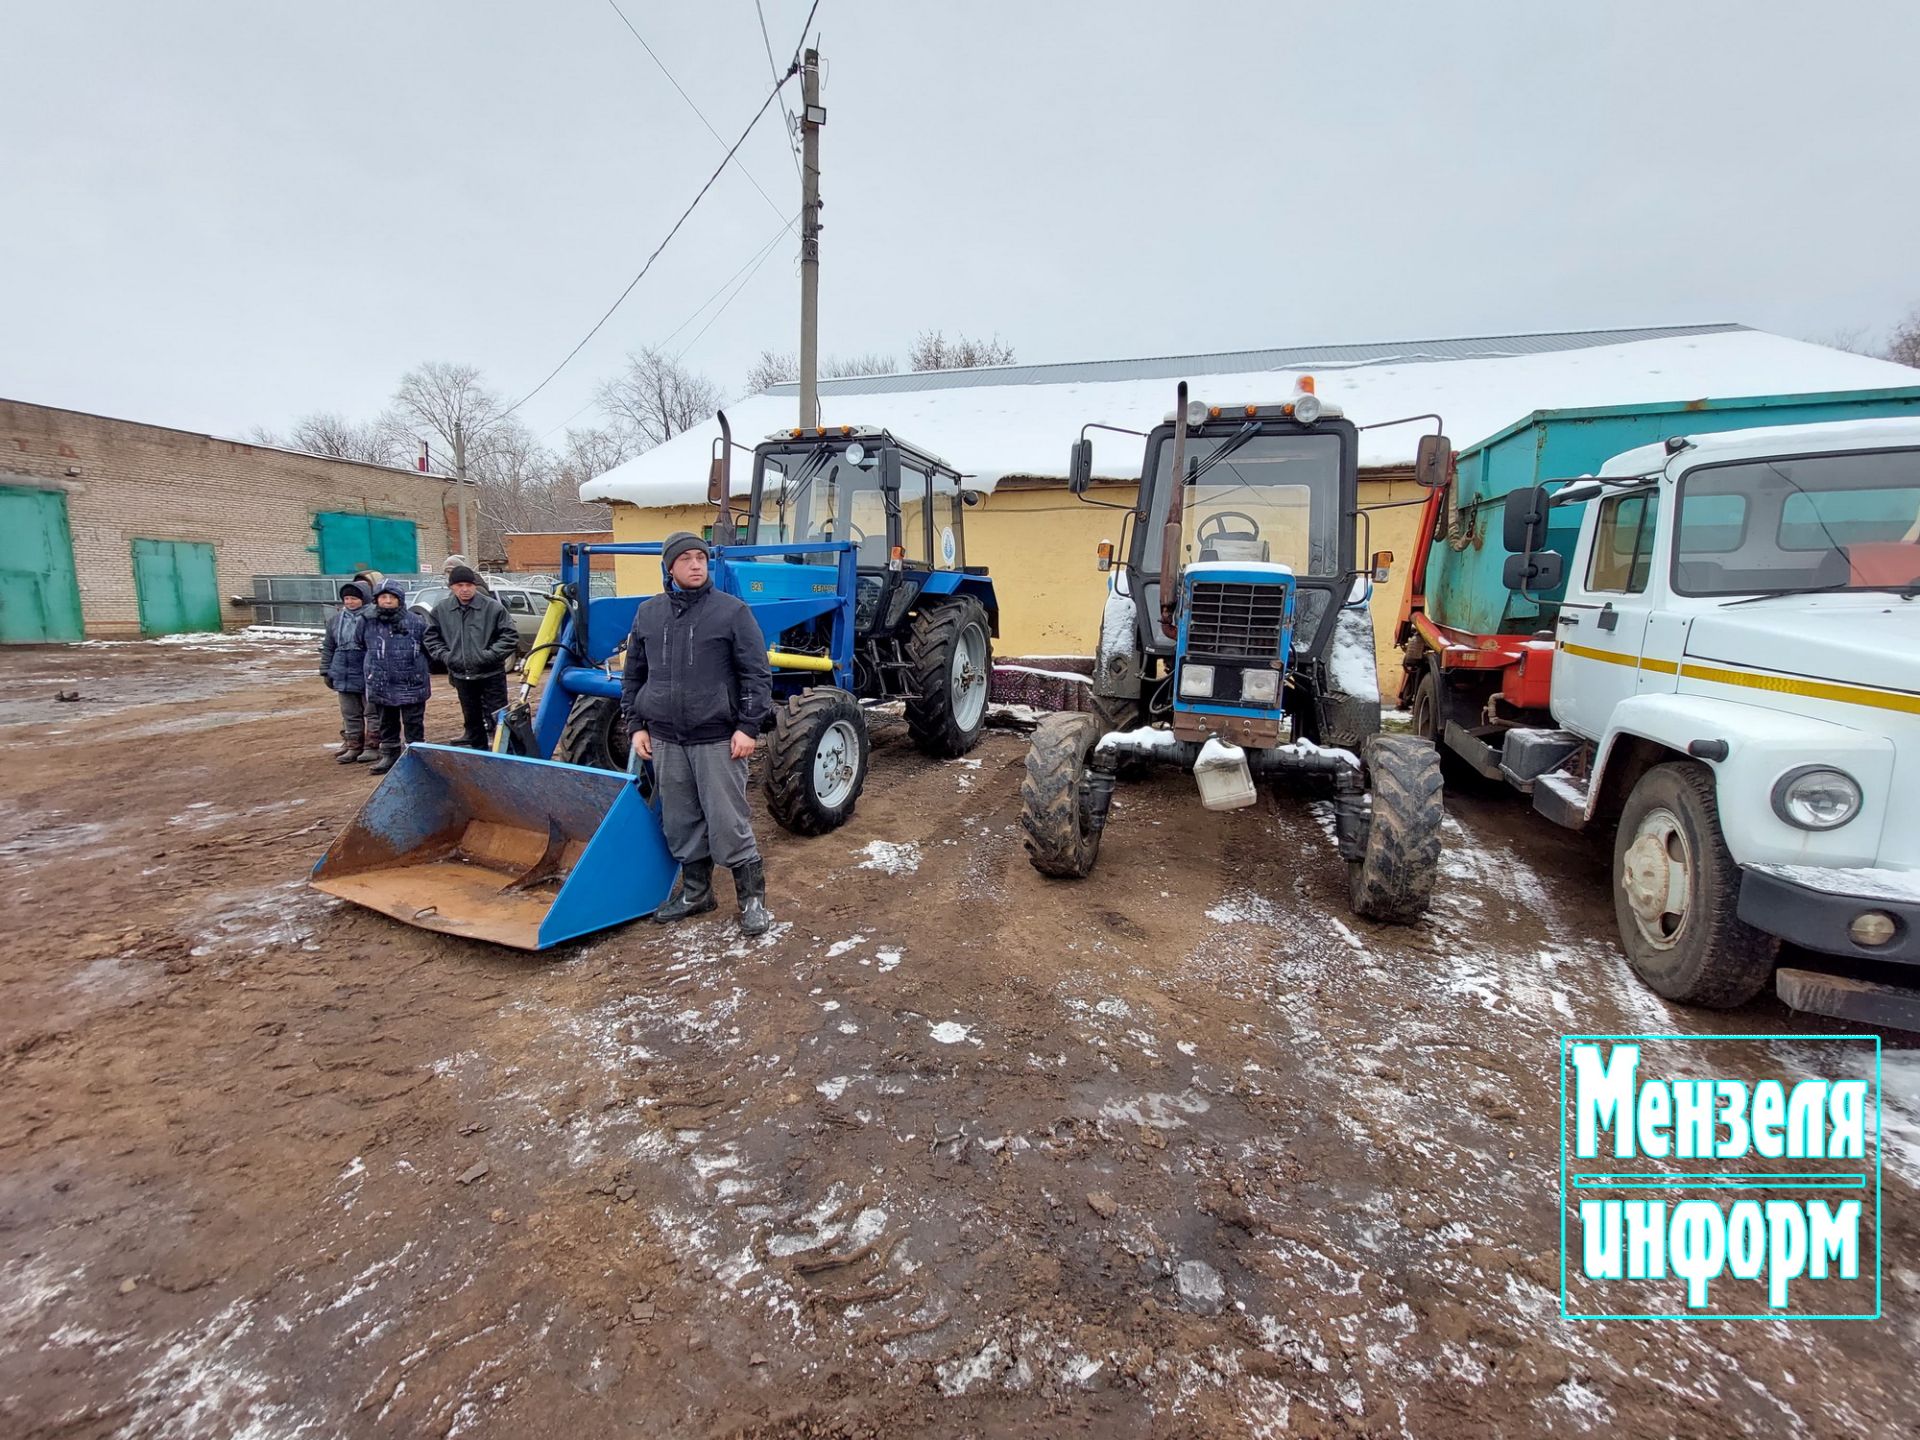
[620,532,775,935]
[363,579,433,774]
[349,568,386,749]
[440,554,493,596]
[318,579,376,762]
[424,564,517,747]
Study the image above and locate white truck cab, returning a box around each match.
[1505,418,1920,1024]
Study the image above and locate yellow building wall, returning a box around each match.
[601,477,1426,700]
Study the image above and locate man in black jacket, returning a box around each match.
[620,532,775,935]
[423,565,518,747]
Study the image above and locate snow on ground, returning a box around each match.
[855,841,922,876]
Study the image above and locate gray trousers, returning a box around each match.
[337,687,366,744]
[656,738,759,868]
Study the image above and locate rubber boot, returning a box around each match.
[732,858,772,937]
[369,748,401,776]
[654,858,717,924]
[361,725,380,761]
[336,742,362,764]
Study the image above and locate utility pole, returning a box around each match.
[798,47,823,430]
[453,419,471,561]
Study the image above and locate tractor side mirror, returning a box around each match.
[1096,540,1115,573]
[706,456,726,507]
[960,489,982,507]
[1503,485,1552,552]
[1504,550,1565,592]
[1068,438,1093,495]
[1415,434,1452,489]
[879,449,901,494]
[1371,549,1393,584]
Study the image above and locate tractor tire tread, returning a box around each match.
[1020,712,1105,878]
[554,694,629,772]
[904,597,991,759]
[765,687,869,836]
[1350,732,1445,924]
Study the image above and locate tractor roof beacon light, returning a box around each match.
[1292,377,1323,425]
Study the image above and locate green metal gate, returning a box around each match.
[0,485,85,643]
[313,512,420,575]
[131,539,222,637]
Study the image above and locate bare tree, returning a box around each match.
[909,330,1015,372]
[597,348,722,449]
[281,412,406,465]
[1805,325,1875,356]
[742,349,899,393]
[1886,306,1920,368]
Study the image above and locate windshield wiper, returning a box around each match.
[1721,581,1916,607]
[1184,423,1262,487]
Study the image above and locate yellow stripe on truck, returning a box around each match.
[1559,642,1920,716]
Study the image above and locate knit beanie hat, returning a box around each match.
[447,564,481,586]
[662,531,709,569]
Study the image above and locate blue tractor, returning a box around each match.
[1018,381,1447,923]
[312,422,996,948]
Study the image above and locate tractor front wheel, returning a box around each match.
[554,694,630,771]
[1020,712,1107,878]
[1349,733,1444,923]
[905,597,992,758]
[765,687,870,836]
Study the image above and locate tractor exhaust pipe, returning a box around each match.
[711,410,738,544]
[1159,381,1189,641]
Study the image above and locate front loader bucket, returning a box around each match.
[311,744,676,950]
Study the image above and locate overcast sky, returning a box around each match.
[5,0,1917,446]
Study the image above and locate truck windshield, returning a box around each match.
[1142,430,1344,575]
[1672,447,1920,596]
[750,446,892,565]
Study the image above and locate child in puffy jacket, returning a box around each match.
[364,579,433,774]
[318,580,375,763]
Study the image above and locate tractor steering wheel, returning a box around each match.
[1197,510,1261,546]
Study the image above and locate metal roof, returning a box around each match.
[762,323,1749,397]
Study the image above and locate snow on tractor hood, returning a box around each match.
[1684,595,1920,697]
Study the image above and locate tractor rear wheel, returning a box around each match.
[765,686,869,836]
[1349,733,1444,923]
[554,694,630,771]
[1020,712,1106,878]
[905,597,992,758]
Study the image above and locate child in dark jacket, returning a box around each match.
[364,579,433,774]
[318,580,375,762]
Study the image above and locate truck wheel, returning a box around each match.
[1349,733,1444,923]
[1020,712,1106,878]
[1411,667,1485,786]
[905,597,992,758]
[554,694,630,771]
[765,687,869,836]
[1613,762,1776,1007]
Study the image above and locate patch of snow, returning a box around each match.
[928,1021,974,1045]
[997,664,1092,684]
[1744,863,1920,905]
[875,948,902,972]
[1206,890,1281,926]
[855,840,922,876]
[825,936,864,958]
[1096,726,1183,760]
[1326,604,1380,705]
[817,1076,851,1102]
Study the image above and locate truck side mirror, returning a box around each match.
[1503,485,1551,552]
[1068,438,1093,495]
[1503,550,1564,592]
[1415,435,1451,489]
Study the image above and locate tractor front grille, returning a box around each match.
[1186,581,1288,660]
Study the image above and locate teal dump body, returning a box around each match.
[1431,386,1920,637]
[311,744,677,950]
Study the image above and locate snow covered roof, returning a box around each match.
[580,326,1920,509]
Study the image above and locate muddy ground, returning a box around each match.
[1,635,1916,1439]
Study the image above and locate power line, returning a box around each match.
[673,220,795,363]
[659,213,797,352]
[754,0,804,184]
[501,64,799,419]
[603,0,786,222]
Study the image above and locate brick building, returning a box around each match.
[501,529,617,575]
[1,398,457,641]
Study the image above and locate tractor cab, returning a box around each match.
[745,429,973,638]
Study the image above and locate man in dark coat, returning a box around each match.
[318,579,375,763]
[621,532,775,934]
[423,564,518,748]
[364,579,432,774]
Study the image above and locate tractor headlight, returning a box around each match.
[1292,392,1323,425]
[1179,664,1215,699]
[1240,668,1280,705]
[1770,766,1861,831]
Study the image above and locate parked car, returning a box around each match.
[408,581,548,669]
